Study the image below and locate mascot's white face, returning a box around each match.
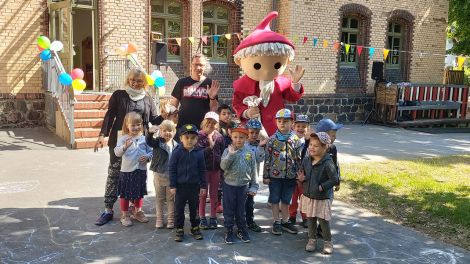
[235,55,290,81]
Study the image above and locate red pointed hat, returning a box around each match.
[234,11,295,54]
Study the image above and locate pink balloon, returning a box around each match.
[71,68,84,80]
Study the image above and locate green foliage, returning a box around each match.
[448,0,470,56]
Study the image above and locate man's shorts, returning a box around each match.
[268,178,297,204]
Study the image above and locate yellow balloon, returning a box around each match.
[146,74,155,86]
[72,79,86,90]
[158,87,166,97]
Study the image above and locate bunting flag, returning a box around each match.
[175,38,181,46]
[383,49,390,60]
[457,56,466,69]
[345,44,351,54]
[293,35,299,45]
[369,47,375,58]
[213,35,220,43]
[201,36,208,45]
[225,34,231,40]
[188,37,195,44]
[323,40,328,48]
[313,37,318,47]
[333,41,340,51]
[357,45,363,56]
[303,36,308,44]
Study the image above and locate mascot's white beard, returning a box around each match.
[259,80,275,107]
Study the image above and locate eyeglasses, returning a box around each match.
[129,79,144,83]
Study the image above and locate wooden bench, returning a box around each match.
[397,101,461,111]
[398,118,470,128]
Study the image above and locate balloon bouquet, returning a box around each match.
[37,35,87,95]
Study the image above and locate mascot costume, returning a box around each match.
[232,11,305,137]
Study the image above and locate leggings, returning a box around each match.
[308,217,331,241]
[199,170,220,218]
[120,198,143,211]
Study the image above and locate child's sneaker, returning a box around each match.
[247,222,262,232]
[225,230,236,244]
[191,226,203,240]
[323,241,333,254]
[288,217,296,225]
[131,210,149,223]
[174,228,184,242]
[271,221,282,235]
[236,230,251,243]
[155,219,164,229]
[305,239,316,252]
[301,219,308,228]
[281,220,298,234]
[120,214,133,227]
[208,217,218,229]
[95,211,113,226]
[167,220,174,229]
[199,217,209,230]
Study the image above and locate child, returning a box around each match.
[263,108,303,235]
[289,114,310,228]
[220,123,259,244]
[217,104,235,214]
[244,119,265,232]
[114,112,152,227]
[169,124,207,242]
[298,132,338,254]
[197,112,225,229]
[146,120,178,229]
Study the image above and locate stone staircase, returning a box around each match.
[73,93,111,149]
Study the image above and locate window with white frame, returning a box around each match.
[151,0,182,60]
[340,17,359,67]
[387,22,402,67]
[202,4,229,61]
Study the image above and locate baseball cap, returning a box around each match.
[179,124,198,135]
[231,123,249,135]
[275,108,293,119]
[315,119,344,132]
[295,114,309,123]
[246,119,262,130]
[204,111,219,123]
[309,132,331,145]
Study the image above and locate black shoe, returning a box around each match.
[191,226,203,240]
[208,217,218,229]
[237,230,251,243]
[95,211,113,226]
[281,220,299,234]
[199,217,209,230]
[272,221,282,235]
[225,230,236,244]
[288,217,296,225]
[302,219,308,228]
[247,222,262,232]
[174,228,184,242]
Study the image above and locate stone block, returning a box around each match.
[337,113,347,123]
[341,105,351,113]
[313,114,324,122]
[309,105,318,114]
[351,105,358,113]
[347,113,356,122]
[319,105,328,113]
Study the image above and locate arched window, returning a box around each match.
[151,0,182,60]
[340,17,360,67]
[203,4,229,61]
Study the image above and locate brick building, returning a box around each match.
[1,0,449,128]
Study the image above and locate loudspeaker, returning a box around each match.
[371,61,384,81]
[151,42,167,65]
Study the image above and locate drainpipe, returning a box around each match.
[271,0,278,31]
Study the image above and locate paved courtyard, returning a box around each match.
[0,126,469,263]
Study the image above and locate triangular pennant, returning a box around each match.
[201,36,208,45]
[188,37,195,44]
[383,49,390,60]
[357,46,363,56]
[313,37,318,47]
[303,36,308,44]
[175,38,181,46]
[323,40,328,48]
[333,41,340,51]
[345,44,351,54]
[225,34,231,40]
[293,35,299,45]
[213,35,220,43]
[236,33,241,40]
[457,56,466,69]
[369,47,375,58]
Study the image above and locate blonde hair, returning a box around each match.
[200,117,218,130]
[124,68,148,87]
[122,112,143,135]
[159,119,176,133]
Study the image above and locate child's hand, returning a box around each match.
[247,191,256,196]
[200,189,207,195]
[208,132,215,148]
[318,185,323,192]
[228,144,236,154]
[297,170,305,182]
[148,126,159,134]
[138,156,148,163]
[263,178,270,185]
[170,188,176,196]
[124,138,133,150]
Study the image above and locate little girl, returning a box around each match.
[146,120,178,229]
[197,112,225,229]
[297,132,338,254]
[114,112,153,227]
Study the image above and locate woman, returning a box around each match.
[94,68,163,226]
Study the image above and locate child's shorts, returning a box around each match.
[268,178,297,204]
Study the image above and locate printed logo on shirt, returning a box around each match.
[245,152,252,161]
[183,85,208,99]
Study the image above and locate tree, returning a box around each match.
[447,0,470,56]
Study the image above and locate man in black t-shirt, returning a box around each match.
[170,54,220,130]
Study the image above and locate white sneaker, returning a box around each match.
[305,239,316,252]
[120,215,133,227]
[323,241,333,254]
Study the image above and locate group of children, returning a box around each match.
[114,104,342,254]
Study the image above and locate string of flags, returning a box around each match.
[155,31,469,70]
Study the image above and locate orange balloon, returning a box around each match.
[127,43,137,53]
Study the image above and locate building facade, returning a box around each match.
[0,0,449,127]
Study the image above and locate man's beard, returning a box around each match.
[259,80,275,107]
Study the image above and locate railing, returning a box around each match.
[105,55,137,92]
[42,53,75,147]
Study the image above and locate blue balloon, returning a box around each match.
[154,77,165,88]
[40,49,51,61]
[58,72,73,86]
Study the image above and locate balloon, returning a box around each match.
[150,70,162,80]
[71,68,84,80]
[37,45,46,51]
[50,41,64,52]
[72,79,87,90]
[145,74,155,86]
[37,36,51,49]
[154,77,165,88]
[127,42,137,53]
[58,72,73,86]
[39,49,51,61]
[158,86,166,97]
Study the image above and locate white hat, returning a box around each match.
[204,111,219,123]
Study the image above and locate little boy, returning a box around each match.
[289,114,310,228]
[220,123,259,244]
[217,104,235,214]
[244,119,266,232]
[263,109,303,235]
[169,124,207,242]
